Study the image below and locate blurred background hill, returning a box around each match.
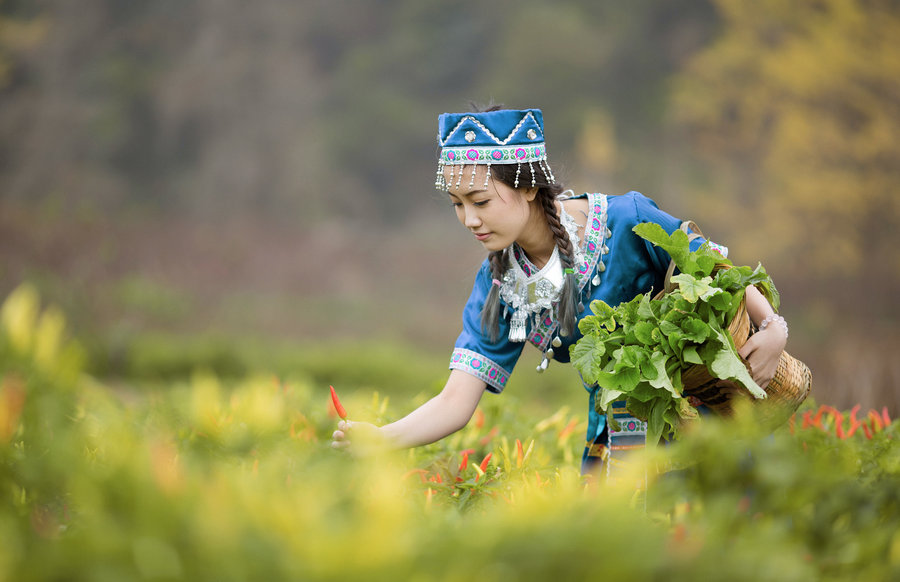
[1,0,898,412]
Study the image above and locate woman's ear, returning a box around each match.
[522,187,539,202]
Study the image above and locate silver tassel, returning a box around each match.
[509,309,527,342]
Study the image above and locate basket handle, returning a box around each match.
[662,220,705,293]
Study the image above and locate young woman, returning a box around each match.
[332,107,788,472]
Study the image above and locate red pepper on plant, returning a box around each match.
[862,422,873,440]
[801,411,813,430]
[329,385,348,420]
[868,410,884,431]
[459,451,469,472]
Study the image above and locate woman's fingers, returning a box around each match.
[331,420,353,449]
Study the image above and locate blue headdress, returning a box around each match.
[435,108,556,190]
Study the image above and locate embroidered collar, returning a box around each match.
[498,193,610,347]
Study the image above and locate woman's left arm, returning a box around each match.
[739,285,788,388]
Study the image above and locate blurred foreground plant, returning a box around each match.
[1,284,898,581]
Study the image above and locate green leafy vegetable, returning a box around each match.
[572,223,781,445]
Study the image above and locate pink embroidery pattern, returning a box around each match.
[450,348,511,392]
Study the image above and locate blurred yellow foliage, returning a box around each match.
[1,284,898,580]
[673,0,900,284]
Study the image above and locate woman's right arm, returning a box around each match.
[331,370,487,451]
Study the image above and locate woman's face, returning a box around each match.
[444,164,537,252]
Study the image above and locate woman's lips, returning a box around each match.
[474,232,491,241]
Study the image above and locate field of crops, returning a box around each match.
[2,284,898,581]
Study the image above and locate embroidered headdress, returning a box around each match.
[435,108,556,190]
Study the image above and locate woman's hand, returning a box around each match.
[331,420,388,455]
[738,325,787,389]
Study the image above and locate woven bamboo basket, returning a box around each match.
[680,298,812,426]
[654,221,812,427]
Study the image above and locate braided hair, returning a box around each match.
[479,161,580,342]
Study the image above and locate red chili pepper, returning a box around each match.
[812,406,828,429]
[882,406,891,427]
[868,410,883,431]
[862,422,873,440]
[832,411,845,439]
[329,385,348,420]
[479,452,493,473]
[801,411,813,430]
[459,451,469,472]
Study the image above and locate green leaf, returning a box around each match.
[590,300,617,329]
[647,351,678,396]
[630,381,660,402]
[589,299,615,319]
[633,321,657,346]
[598,388,624,411]
[671,273,720,303]
[636,292,656,320]
[625,396,653,421]
[708,290,734,313]
[659,320,681,337]
[680,318,710,343]
[570,335,604,385]
[615,367,641,393]
[695,253,718,277]
[675,396,700,421]
[639,355,659,380]
[703,325,767,399]
[682,345,703,365]
[633,223,695,275]
[647,399,668,446]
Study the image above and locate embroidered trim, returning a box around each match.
[609,416,647,436]
[449,348,511,392]
[441,144,546,165]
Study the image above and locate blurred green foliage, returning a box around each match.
[2,285,899,581]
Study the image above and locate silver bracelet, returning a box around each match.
[759,314,788,338]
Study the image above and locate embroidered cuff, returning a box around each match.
[449,348,511,393]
